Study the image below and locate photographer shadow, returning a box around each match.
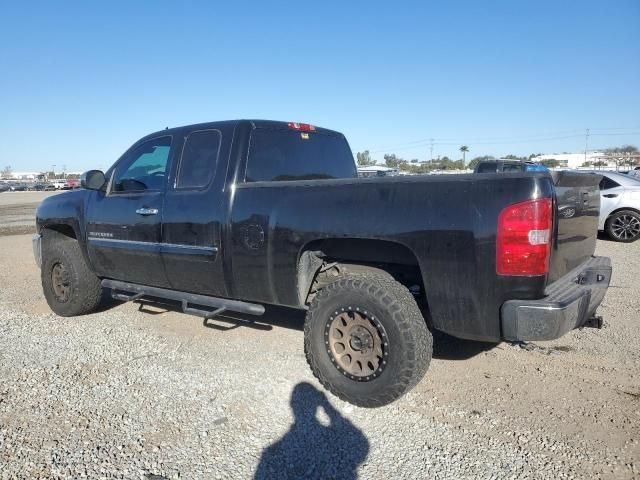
[254,382,369,480]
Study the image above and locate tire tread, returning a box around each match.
[304,272,432,407]
[41,230,103,316]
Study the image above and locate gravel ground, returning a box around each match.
[0,197,638,479]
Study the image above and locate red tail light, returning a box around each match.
[496,198,552,276]
[288,122,316,132]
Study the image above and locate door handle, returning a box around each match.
[603,194,619,198]
[582,191,589,204]
[135,208,159,215]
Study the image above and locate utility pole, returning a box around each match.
[429,138,434,163]
[584,128,590,165]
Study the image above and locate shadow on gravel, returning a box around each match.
[597,231,615,242]
[432,331,498,360]
[254,382,369,480]
[105,296,501,361]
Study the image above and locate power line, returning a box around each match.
[365,129,640,153]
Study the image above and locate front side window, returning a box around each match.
[176,130,221,189]
[112,136,171,192]
[245,128,356,182]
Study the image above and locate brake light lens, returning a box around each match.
[288,122,316,132]
[496,198,552,276]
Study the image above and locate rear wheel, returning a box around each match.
[606,210,640,243]
[41,230,103,316]
[304,272,432,407]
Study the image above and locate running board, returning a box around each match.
[101,279,265,317]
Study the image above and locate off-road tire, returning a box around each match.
[304,272,432,407]
[41,230,103,316]
[605,210,640,243]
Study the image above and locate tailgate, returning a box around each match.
[548,171,601,283]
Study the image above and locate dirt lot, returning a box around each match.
[0,191,59,236]
[0,192,638,479]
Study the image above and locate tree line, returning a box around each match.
[356,145,639,173]
[581,145,639,169]
[356,148,547,173]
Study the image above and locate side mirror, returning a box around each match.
[80,170,106,190]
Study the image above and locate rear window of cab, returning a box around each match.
[245,128,357,182]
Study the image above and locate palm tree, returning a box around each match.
[459,145,469,164]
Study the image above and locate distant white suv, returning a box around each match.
[594,171,640,242]
[50,179,67,190]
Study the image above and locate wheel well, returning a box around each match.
[43,224,77,240]
[297,238,430,320]
[605,207,640,228]
[607,206,640,219]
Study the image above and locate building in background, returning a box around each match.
[532,152,607,169]
[533,151,640,170]
[4,171,41,180]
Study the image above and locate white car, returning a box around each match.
[50,179,67,190]
[593,171,640,242]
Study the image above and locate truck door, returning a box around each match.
[161,128,230,297]
[85,135,174,288]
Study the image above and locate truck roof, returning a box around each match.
[144,119,344,140]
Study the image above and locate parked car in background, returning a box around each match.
[0,183,10,193]
[64,179,80,189]
[50,179,67,190]
[474,159,549,173]
[590,171,640,242]
[357,165,400,177]
[627,167,640,179]
[10,183,29,191]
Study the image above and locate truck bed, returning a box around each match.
[228,171,600,341]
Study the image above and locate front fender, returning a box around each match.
[36,190,94,271]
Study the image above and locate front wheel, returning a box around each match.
[41,230,104,316]
[606,210,640,243]
[304,272,432,408]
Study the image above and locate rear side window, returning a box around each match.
[476,163,497,173]
[599,176,620,190]
[502,163,524,172]
[245,128,356,182]
[176,130,221,189]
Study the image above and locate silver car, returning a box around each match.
[592,171,640,242]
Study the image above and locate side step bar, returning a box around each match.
[101,279,265,318]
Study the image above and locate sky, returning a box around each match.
[0,0,639,172]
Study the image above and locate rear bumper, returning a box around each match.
[501,256,611,341]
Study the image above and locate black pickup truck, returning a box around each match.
[34,120,611,407]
